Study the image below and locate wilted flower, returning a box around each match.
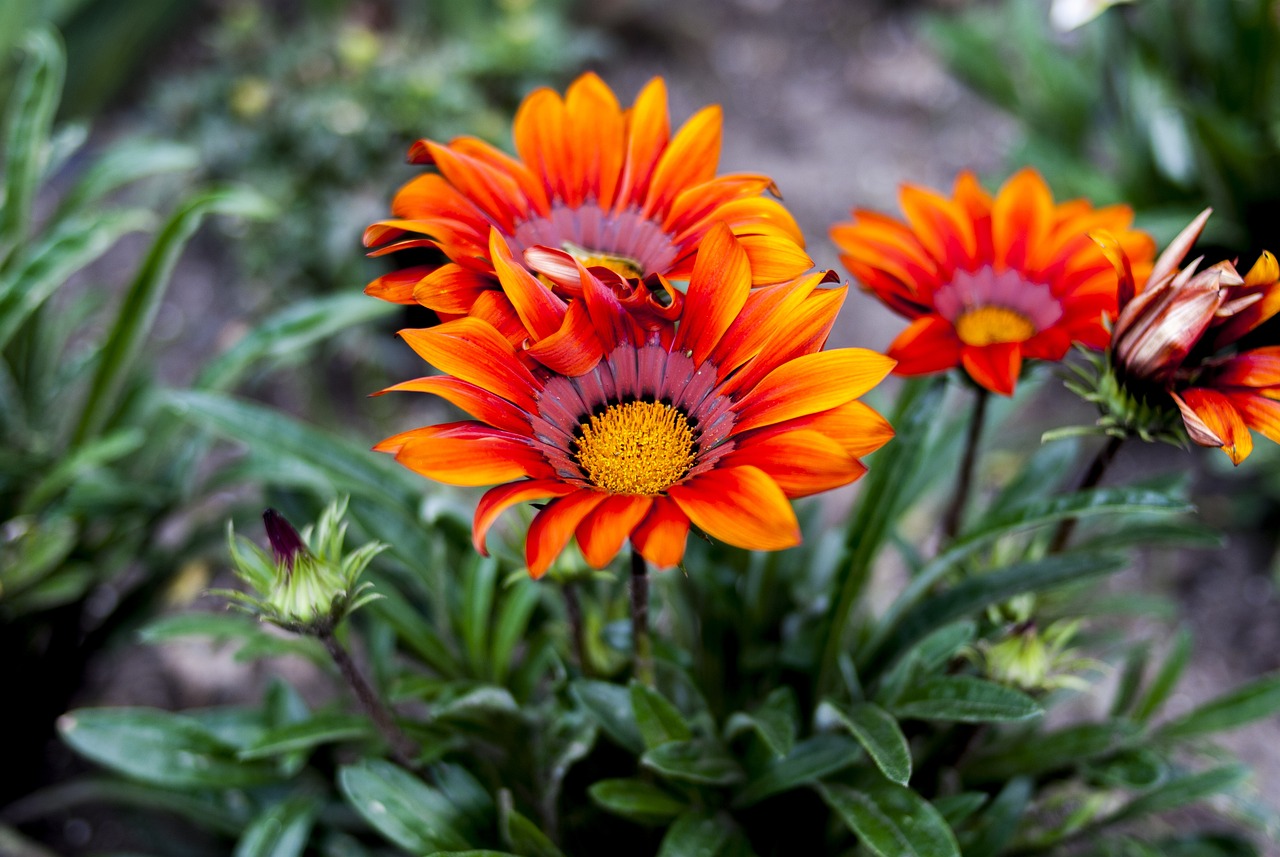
[364,72,812,333]
[374,225,894,578]
[832,169,1154,395]
[218,499,385,633]
[1093,210,1280,463]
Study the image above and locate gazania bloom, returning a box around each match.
[831,168,1156,396]
[1096,209,1280,464]
[374,225,894,577]
[364,72,812,329]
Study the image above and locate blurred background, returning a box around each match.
[4,0,1280,852]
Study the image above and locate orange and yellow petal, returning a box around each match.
[667,465,801,551]
[1173,388,1253,465]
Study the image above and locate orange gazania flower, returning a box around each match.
[831,168,1156,395]
[373,225,894,577]
[364,73,812,324]
[1098,210,1280,464]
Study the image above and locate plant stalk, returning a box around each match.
[630,550,655,686]
[1049,434,1125,552]
[318,627,419,769]
[941,386,989,543]
[561,582,591,677]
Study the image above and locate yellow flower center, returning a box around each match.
[563,241,644,279]
[955,306,1037,346]
[576,400,696,495]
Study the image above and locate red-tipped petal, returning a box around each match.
[886,316,965,376]
[490,229,566,339]
[398,318,540,410]
[733,348,897,433]
[374,375,530,434]
[960,342,1022,396]
[473,479,578,555]
[1174,388,1253,465]
[375,423,549,486]
[673,223,751,363]
[667,465,800,551]
[723,430,868,498]
[642,105,722,218]
[412,263,492,314]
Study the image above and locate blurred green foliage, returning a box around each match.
[927,0,1280,255]
[146,0,605,297]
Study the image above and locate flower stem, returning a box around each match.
[1049,434,1125,552]
[318,627,419,769]
[630,549,655,686]
[562,582,591,677]
[942,386,989,542]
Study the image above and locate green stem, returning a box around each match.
[1049,435,1125,552]
[561,582,591,677]
[319,628,419,770]
[942,386,990,543]
[630,549,655,686]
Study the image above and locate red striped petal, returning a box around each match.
[490,229,566,339]
[375,422,549,486]
[398,318,540,410]
[413,263,492,314]
[614,77,670,210]
[886,316,964,376]
[642,105,721,218]
[525,300,606,376]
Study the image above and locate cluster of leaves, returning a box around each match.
[144,0,605,296]
[0,26,397,814]
[926,0,1280,256]
[9,374,1277,856]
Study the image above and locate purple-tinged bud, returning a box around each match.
[263,508,308,570]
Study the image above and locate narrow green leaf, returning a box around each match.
[733,734,861,807]
[1110,642,1151,718]
[0,27,63,262]
[237,713,372,760]
[572,679,643,753]
[463,556,498,678]
[588,779,686,825]
[338,760,471,854]
[657,812,733,857]
[933,793,988,827]
[1157,673,1280,741]
[490,579,539,686]
[822,701,911,785]
[56,139,199,216]
[819,781,961,857]
[234,797,317,857]
[1108,765,1249,825]
[0,515,76,600]
[964,721,1139,783]
[137,612,327,664]
[631,681,693,749]
[890,676,1042,724]
[1132,626,1192,722]
[73,186,272,444]
[867,551,1127,673]
[195,292,395,391]
[643,739,742,786]
[725,686,797,759]
[20,428,144,513]
[58,707,280,789]
[962,777,1033,857]
[497,790,564,857]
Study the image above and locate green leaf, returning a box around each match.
[866,551,1127,673]
[491,578,540,686]
[819,781,961,857]
[196,292,395,391]
[0,515,76,601]
[725,686,797,759]
[73,186,272,444]
[572,679,644,753]
[0,209,153,351]
[463,555,498,678]
[962,777,1032,857]
[631,681,693,749]
[890,676,1042,724]
[964,721,1139,783]
[733,734,861,808]
[643,739,743,786]
[1156,673,1280,741]
[58,707,280,788]
[137,612,327,664]
[1132,626,1192,722]
[237,713,373,759]
[657,812,733,857]
[0,27,63,262]
[20,428,144,513]
[1108,766,1249,825]
[234,797,317,857]
[821,700,911,785]
[56,139,199,217]
[498,790,564,857]
[338,760,471,854]
[933,792,988,827]
[588,779,686,825]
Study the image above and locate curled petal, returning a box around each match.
[1173,388,1253,465]
[473,479,578,555]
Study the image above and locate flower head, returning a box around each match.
[1094,210,1280,464]
[374,224,894,578]
[831,169,1155,395]
[219,499,385,633]
[365,72,812,330]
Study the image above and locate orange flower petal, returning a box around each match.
[473,479,578,555]
[630,498,690,569]
[374,423,549,486]
[886,316,964,376]
[960,341,1022,396]
[899,183,978,273]
[668,465,800,551]
[1174,388,1253,465]
[575,494,654,568]
[1225,390,1280,445]
[744,399,895,459]
[672,223,751,364]
[736,233,814,285]
[733,348,897,433]
[565,72,625,210]
[1212,347,1280,389]
[526,490,608,578]
[524,300,605,376]
[365,266,432,304]
[991,168,1053,273]
[412,263,492,314]
[643,105,722,218]
[423,141,525,231]
[398,318,540,410]
[373,375,530,434]
[513,86,569,202]
[724,430,868,498]
[490,229,566,339]
[720,286,850,397]
[614,77,670,210]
